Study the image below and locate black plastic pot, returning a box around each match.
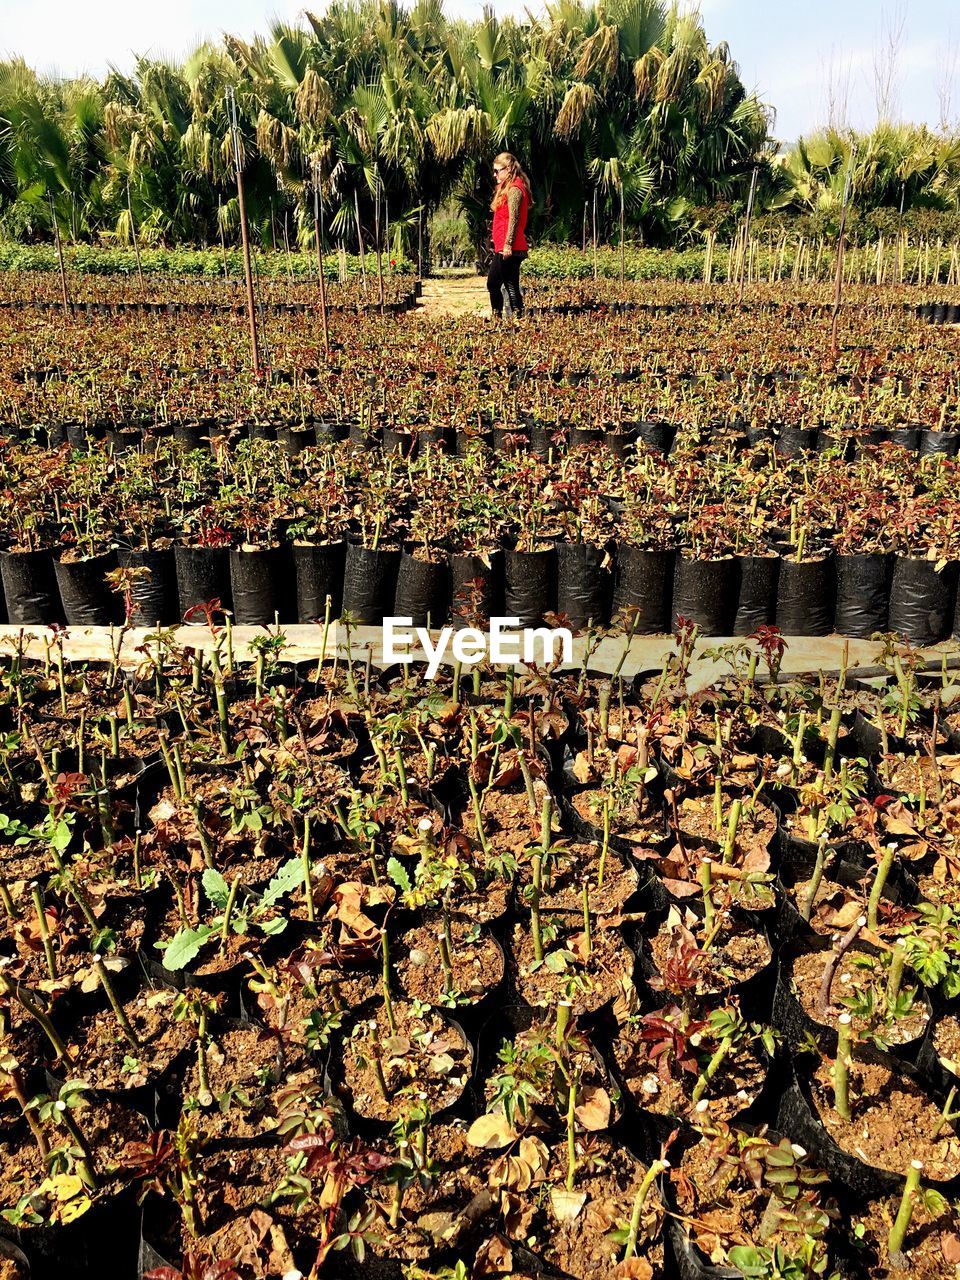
[277,423,315,457]
[672,554,737,635]
[887,426,921,451]
[919,429,960,459]
[835,552,890,638]
[776,555,835,635]
[667,1210,742,1280]
[503,545,556,626]
[173,422,207,452]
[777,1054,957,1197]
[53,551,119,626]
[393,551,450,627]
[229,546,295,625]
[612,545,674,632]
[733,554,778,634]
[556,540,611,629]
[0,547,63,624]
[292,540,346,621]
[174,545,232,619]
[634,421,676,454]
[117,547,179,626]
[341,543,402,624]
[888,555,958,646]
[773,935,929,1066]
[775,424,820,456]
[447,549,503,623]
[382,427,418,459]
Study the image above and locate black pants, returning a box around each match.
[487,250,527,315]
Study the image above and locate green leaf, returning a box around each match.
[162,925,216,971]
[261,857,305,907]
[201,868,230,910]
[258,916,288,937]
[387,856,412,895]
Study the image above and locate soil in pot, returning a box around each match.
[339,1000,471,1122]
[396,914,504,1006]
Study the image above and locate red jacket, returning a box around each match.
[492,179,529,252]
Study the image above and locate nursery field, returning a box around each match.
[1,270,960,1280]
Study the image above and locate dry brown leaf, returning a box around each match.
[575,1085,611,1131]
[467,1112,519,1149]
[550,1187,587,1223]
[612,1259,654,1279]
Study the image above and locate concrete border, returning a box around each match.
[1,624,954,690]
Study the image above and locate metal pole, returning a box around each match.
[354,189,367,287]
[591,187,598,280]
[831,143,858,350]
[49,193,70,315]
[736,166,759,305]
[619,182,625,286]
[374,167,385,316]
[313,162,330,359]
[227,85,262,377]
[127,181,145,296]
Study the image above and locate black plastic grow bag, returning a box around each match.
[888,555,958,646]
[292,541,346,621]
[0,548,63,624]
[834,553,890,638]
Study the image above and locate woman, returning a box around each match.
[487,152,531,319]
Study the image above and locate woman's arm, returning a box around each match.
[502,184,522,256]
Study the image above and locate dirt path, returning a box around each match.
[416,271,490,318]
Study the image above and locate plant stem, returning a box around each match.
[382,928,396,1034]
[598,797,611,888]
[31,883,57,980]
[58,1107,97,1191]
[565,1068,579,1191]
[833,1012,853,1123]
[699,857,715,931]
[556,1000,572,1045]
[886,942,907,1005]
[822,705,842,785]
[367,1020,391,1101]
[691,1036,733,1105]
[868,846,896,932]
[301,816,314,922]
[801,836,829,923]
[196,1003,212,1106]
[437,929,455,995]
[530,849,544,965]
[582,880,592,960]
[220,875,240,941]
[721,799,742,865]
[0,881,17,920]
[94,958,140,1050]
[887,1160,923,1259]
[623,1159,668,1260]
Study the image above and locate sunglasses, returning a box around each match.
[493,165,506,172]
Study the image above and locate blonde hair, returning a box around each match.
[491,152,531,210]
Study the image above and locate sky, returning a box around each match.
[2,0,958,146]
